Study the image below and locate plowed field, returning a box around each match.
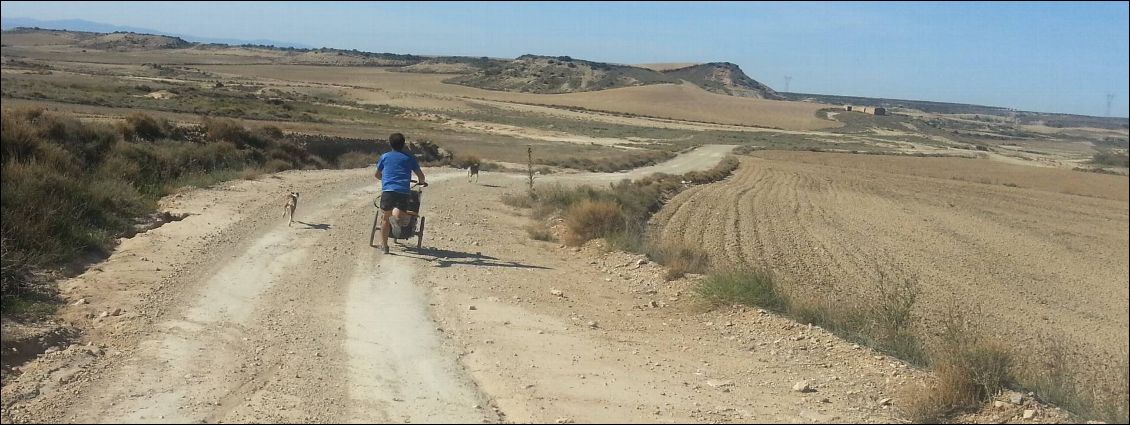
[653,151,1129,367]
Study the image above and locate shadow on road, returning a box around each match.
[388,245,551,270]
[295,221,332,230]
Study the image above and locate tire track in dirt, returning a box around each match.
[343,252,491,423]
[342,175,494,423]
[76,178,374,423]
[11,169,491,424]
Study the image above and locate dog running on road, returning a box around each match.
[468,163,480,183]
[283,192,299,226]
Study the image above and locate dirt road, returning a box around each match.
[545,144,736,185]
[1,148,953,424]
[2,169,503,423]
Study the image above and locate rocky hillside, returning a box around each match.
[392,56,502,74]
[447,56,782,98]
[2,28,782,98]
[661,62,783,99]
[77,32,193,50]
[0,27,193,50]
[445,55,681,94]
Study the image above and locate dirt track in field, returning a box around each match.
[7,148,930,424]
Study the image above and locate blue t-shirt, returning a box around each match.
[376,150,420,194]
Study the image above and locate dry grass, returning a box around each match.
[1012,339,1130,424]
[525,224,556,242]
[648,243,711,280]
[501,191,535,209]
[901,305,1013,423]
[335,151,374,168]
[697,278,1006,423]
[862,273,926,365]
[563,200,624,246]
[450,154,481,169]
[507,156,737,278]
[0,109,332,315]
[695,267,927,365]
[695,266,1126,423]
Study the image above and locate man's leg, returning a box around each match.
[380,208,392,253]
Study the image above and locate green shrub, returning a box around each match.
[0,110,333,310]
[697,268,784,310]
[124,112,168,141]
[1092,151,1129,167]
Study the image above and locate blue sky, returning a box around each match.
[2,1,1128,117]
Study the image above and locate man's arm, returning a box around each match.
[413,168,426,185]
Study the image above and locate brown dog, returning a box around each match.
[283,192,299,226]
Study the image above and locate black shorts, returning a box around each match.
[380,191,414,212]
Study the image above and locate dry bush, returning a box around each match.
[649,243,710,280]
[563,199,623,246]
[1013,339,1129,424]
[506,156,739,280]
[525,224,556,242]
[336,151,374,169]
[203,117,264,148]
[1,110,327,312]
[450,154,481,169]
[501,191,535,209]
[863,273,926,365]
[262,159,292,173]
[901,305,1012,423]
[123,112,169,141]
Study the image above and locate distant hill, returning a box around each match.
[661,62,783,100]
[0,17,312,48]
[446,55,782,98]
[1,27,426,65]
[637,63,701,72]
[393,56,505,74]
[1,26,782,99]
[445,55,680,94]
[77,32,192,50]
